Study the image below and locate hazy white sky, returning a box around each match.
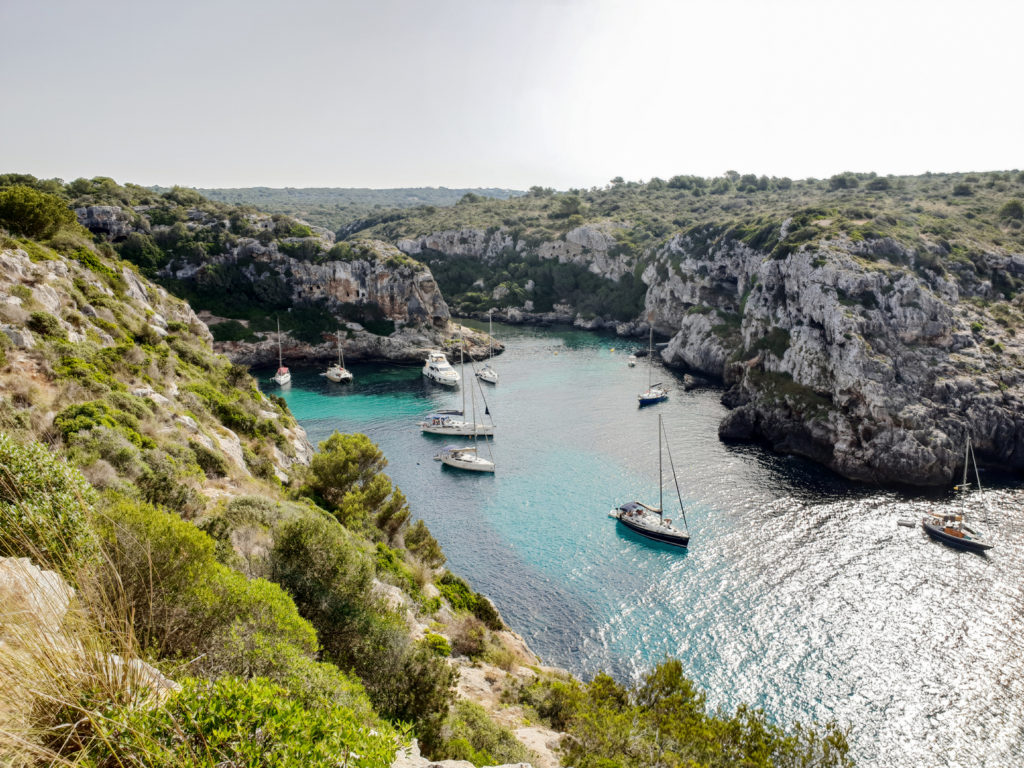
[1,0,1021,190]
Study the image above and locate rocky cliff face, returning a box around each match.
[75,206,461,364]
[396,223,646,334]
[644,231,1024,485]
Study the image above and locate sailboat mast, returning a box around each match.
[460,332,466,415]
[488,310,493,360]
[962,437,970,488]
[648,327,654,387]
[658,414,663,517]
[277,317,283,367]
[470,340,477,442]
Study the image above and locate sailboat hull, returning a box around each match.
[922,519,993,552]
[615,513,689,547]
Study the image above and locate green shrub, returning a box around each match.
[27,310,65,340]
[0,433,97,575]
[437,572,503,630]
[423,633,451,657]
[404,518,446,567]
[209,319,257,342]
[999,199,1024,221]
[96,496,317,670]
[0,185,75,238]
[95,676,402,768]
[271,513,455,751]
[189,439,229,478]
[302,432,410,540]
[441,700,533,767]
[54,400,153,449]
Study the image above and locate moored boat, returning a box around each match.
[921,437,993,553]
[423,349,460,386]
[271,317,291,386]
[433,444,495,472]
[609,414,689,548]
[323,330,353,383]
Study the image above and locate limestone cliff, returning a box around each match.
[644,230,1024,485]
[74,205,467,364]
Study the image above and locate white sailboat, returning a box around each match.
[323,331,353,383]
[420,335,494,436]
[272,317,291,386]
[476,309,499,385]
[638,327,668,406]
[435,352,494,472]
[609,414,689,547]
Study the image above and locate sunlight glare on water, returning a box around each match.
[271,322,1024,768]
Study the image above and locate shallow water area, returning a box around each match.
[267,322,1024,768]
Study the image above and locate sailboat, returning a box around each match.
[609,414,689,547]
[420,334,494,436]
[434,348,495,472]
[638,327,668,406]
[476,310,499,385]
[272,317,291,386]
[922,437,993,552]
[323,331,353,383]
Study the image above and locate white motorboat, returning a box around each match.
[422,350,460,386]
[272,317,291,386]
[323,330,353,383]
[475,310,499,385]
[434,445,495,473]
[608,414,689,547]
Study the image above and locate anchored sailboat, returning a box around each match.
[638,327,668,406]
[435,344,495,472]
[323,330,353,383]
[272,317,291,386]
[476,309,499,385]
[609,414,689,547]
[922,437,993,552]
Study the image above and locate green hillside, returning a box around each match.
[183,185,525,231]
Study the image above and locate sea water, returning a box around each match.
[269,322,1024,768]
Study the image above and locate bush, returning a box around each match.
[441,701,534,767]
[270,513,455,751]
[0,185,75,239]
[26,310,65,340]
[423,633,451,657]
[189,439,229,478]
[209,319,257,342]
[302,432,410,539]
[95,496,318,671]
[95,676,403,768]
[0,433,97,575]
[999,199,1024,221]
[437,572,503,630]
[404,519,445,567]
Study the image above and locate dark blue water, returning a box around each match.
[267,323,1024,768]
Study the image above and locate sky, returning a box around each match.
[1,0,1021,190]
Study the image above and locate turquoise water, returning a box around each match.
[269,323,1024,768]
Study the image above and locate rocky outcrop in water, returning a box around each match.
[643,231,1024,485]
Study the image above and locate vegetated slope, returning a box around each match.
[29,174,498,366]
[352,171,1024,485]
[187,186,525,231]
[0,176,855,767]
